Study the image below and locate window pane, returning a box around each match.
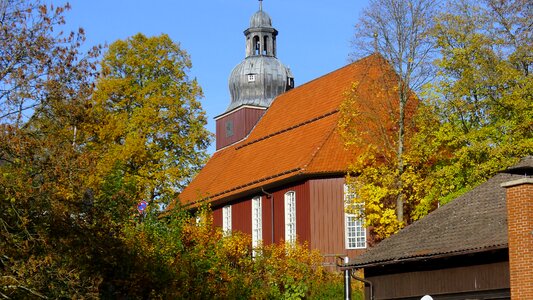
[252,197,262,248]
[223,205,232,235]
[284,191,296,243]
[344,184,366,249]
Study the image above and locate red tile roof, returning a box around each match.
[178,54,397,207]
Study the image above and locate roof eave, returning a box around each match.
[343,244,509,270]
[182,170,348,209]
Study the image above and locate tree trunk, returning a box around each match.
[396,85,406,222]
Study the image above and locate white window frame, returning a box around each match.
[222,205,232,235]
[252,196,262,249]
[344,184,366,249]
[284,191,296,243]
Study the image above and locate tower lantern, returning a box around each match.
[215,1,294,150]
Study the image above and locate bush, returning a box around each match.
[122,205,349,299]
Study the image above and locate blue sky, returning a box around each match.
[60,0,369,153]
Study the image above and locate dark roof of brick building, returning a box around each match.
[348,157,533,268]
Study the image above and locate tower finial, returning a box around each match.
[373,31,379,53]
[259,0,263,11]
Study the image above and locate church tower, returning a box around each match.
[215,1,294,150]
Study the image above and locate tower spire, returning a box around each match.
[216,2,294,150]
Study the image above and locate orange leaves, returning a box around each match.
[131,206,339,299]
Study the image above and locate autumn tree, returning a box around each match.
[343,0,531,241]
[88,33,211,208]
[0,2,343,298]
[0,0,97,127]
[414,0,532,204]
[343,0,440,239]
[0,0,104,297]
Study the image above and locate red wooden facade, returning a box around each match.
[215,106,266,150]
[178,55,398,267]
[212,177,367,257]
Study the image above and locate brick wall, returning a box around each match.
[502,178,533,300]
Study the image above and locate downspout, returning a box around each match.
[261,187,274,244]
[344,257,351,300]
[338,257,374,300]
[351,273,374,300]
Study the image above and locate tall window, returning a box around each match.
[284,191,296,243]
[252,196,262,248]
[344,184,366,249]
[222,205,232,235]
[263,36,269,55]
[253,35,260,55]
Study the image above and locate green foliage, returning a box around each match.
[1,1,215,298]
[117,206,345,299]
[89,33,212,207]
[0,1,103,298]
[417,0,532,204]
[343,0,531,241]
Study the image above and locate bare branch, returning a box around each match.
[3,285,48,299]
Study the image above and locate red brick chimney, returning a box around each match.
[501,156,533,300]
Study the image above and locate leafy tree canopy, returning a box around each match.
[88,33,212,207]
[1,2,342,298]
[416,0,532,205]
[342,0,532,241]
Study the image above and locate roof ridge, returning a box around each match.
[279,53,383,98]
[349,244,509,268]
[235,109,339,150]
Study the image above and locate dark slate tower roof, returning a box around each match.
[249,7,272,28]
[225,1,294,114]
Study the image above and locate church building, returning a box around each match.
[178,1,400,259]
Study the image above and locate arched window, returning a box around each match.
[253,35,260,55]
[252,196,262,248]
[344,184,366,249]
[222,205,232,236]
[287,77,294,89]
[284,191,296,243]
[263,36,269,55]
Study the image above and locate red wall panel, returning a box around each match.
[213,207,222,227]
[262,184,308,245]
[215,107,266,150]
[232,197,252,235]
[309,177,366,258]
[211,180,311,246]
[210,177,367,262]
